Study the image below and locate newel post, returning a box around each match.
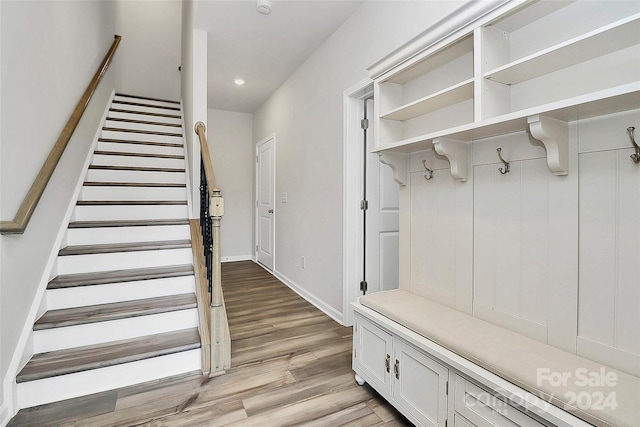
[210,188,224,308]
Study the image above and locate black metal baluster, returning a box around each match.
[200,156,213,300]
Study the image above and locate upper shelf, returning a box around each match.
[381,78,474,122]
[485,14,640,85]
[383,36,473,85]
[373,83,640,154]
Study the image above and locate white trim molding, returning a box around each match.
[342,78,374,326]
[0,400,10,427]
[221,255,253,263]
[275,269,343,325]
[367,0,521,79]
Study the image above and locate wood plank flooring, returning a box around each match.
[8,260,411,426]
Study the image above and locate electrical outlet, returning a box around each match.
[301,256,306,269]
[282,192,288,203]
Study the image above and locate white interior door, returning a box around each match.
[256,136,275,270]
[365,99,400,294]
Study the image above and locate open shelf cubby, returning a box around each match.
[371,0,640,180]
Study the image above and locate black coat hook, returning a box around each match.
[422,159,433,180]
[627,127,640,163]
[497,148,510,174]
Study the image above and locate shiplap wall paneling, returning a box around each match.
[378,163,400,292]
[472,131,579,352]
[577,110,640,377]
[473,133,554,344]
[408,149,473,313]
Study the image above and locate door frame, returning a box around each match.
[343,78,373,326]
[255,133,276,271]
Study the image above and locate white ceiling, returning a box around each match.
[196,0,364,113]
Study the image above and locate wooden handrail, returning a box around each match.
[194,121,217,192]
[0,35,122,234]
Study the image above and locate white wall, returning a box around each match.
[207,109,254,261]
[0,0,116,419]
[181,1,208,218]
[252,1,463,319]
[114,0,182,101]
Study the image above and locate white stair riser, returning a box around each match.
[92,153,185,169]
[34,309,199,353]
[14,96,200,412]
[56,248,193,275]
[17,348,200,409]
[47,276,196,310]
[105,119,182,134]
[97,141,183,156]
[109,110,182,125]
[86,168,185,184]
[73,204,188,221]
[114,95,180,110]
[111,101,181,116]
[101,130,182,145]
[79,186,187,202]
[66,224,190,246]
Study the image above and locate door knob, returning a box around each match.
[268,209,274,213]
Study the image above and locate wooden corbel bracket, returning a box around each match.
[527,114,568,176]
[433,137,470,181]
[378,152,408,186]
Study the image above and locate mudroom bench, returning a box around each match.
[352,290,640,427]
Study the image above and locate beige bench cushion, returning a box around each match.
[360,290,640,427]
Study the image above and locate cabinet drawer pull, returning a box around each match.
[385,354,390,373]
[394,359,400,379]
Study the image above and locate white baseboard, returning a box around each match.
[221,255,252,263]
[273,269,343,325]
[0,400,11,427]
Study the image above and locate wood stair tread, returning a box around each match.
[17,328,199,383]
[88,165,185,173]
[48,264,194,289]
[115,93,180,105]
[68,219,190,229]
[93,150,184,159]
[59,239,192,256]
[112,100,180,112]
[83,181,186,188]
[76,200,187,206]
[34,294,197,330]
[110,108,181,119]
[106,117,181,128]
[98,138,183,148]
[102,127,182,138]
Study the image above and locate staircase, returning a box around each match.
[15,94,202,409]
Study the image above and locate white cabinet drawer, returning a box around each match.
[453,375,545,427]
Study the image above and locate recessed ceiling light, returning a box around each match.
[256,0,271,15]
[234,79,245,86]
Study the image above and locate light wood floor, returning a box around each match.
[9,260,411,426]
